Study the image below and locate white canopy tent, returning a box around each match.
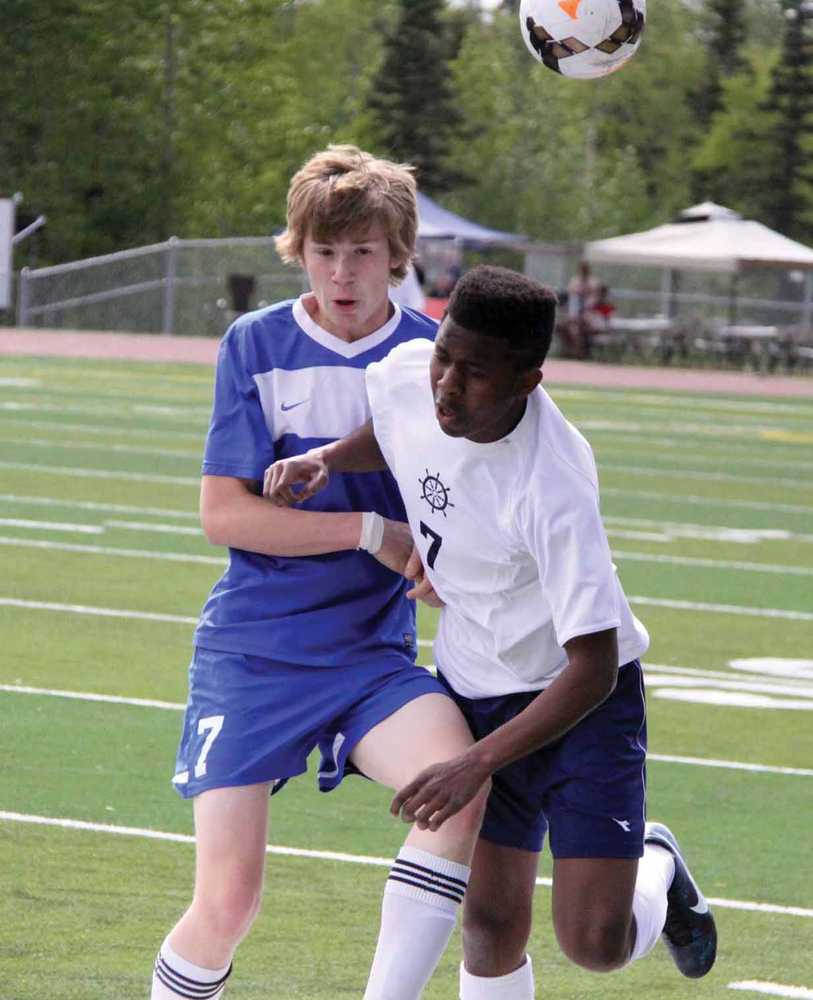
[585,203,813,326]
[586,202,813,273]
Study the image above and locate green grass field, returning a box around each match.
[1,355,812,1000]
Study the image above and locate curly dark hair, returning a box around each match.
[446,265,557,367]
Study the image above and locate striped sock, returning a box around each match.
[151,938,232,999]
[364,846,470,999]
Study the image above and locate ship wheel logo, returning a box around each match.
[419,469,454,516]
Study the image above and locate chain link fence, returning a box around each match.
[14,236,813,344]
[17,237,306,337]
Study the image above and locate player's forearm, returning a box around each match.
[202,486,362,556]
[468,634,619,775]
[319,419,387,473]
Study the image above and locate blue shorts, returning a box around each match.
[172,645,449,799]
[438,660,648,858]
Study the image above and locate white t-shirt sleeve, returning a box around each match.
[521,468,622,649]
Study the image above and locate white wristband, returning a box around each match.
[358,511,385,555]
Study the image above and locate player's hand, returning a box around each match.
[372,518,417,574]
[263,450,328,506]
[404,546,444,608]
[391,754,491,831]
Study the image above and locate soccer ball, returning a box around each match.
[519,0,646,79]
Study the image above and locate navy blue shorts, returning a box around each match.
[172,645,449,799]
[438,660,648,858]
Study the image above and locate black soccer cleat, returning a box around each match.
[644,821,717,979]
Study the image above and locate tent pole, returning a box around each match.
[659,269,670,316]
[802,271,813,332]
[728,273,739,325]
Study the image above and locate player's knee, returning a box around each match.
[555,916,631,972]
[195,883,263,944]
[463,890,532,962]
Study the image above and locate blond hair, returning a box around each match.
[275,145,418,283]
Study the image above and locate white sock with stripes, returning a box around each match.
[151,938,232,999]
[364,845,471,1000]
[459,955,535,998]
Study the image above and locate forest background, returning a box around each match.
[2,0,812,271]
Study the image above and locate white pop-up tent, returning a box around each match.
[584,203,813,325]
[586,202,813,273]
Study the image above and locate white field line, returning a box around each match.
[551,388,811,416]
[3,462,812,513]
[19,437,201,459]
[4,587,813,638]
[0,493,200,519]
[0,399,208,422]
[0,377,40,387]
[603,463,811,490]
[602,487,813,516]
[579,418,806,440]
[729,982,813,998]
[0,517,103,535]
[2,532,811,585]
[3,682,813,779]
[0,537,224,564]
[0,461,199,486]
[0,416,203,441]
[605,516,813,545]
[3,809,813,920]
[4,494,810,546]
[594,430,813,463]
[598,449,813,475]
[0,684,186,711]
[628,596,813,622]
[645,674,813,701]
[613,550,813,577]
[0,363,212,386]
[0,598,198,625]
[106,520,203,536]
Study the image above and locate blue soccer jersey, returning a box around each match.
[194,297,437,664]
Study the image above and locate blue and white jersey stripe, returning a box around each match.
[194,296,437,665]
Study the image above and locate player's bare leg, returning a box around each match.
[350,693,490,1000]
[552,857,639,971]
[553,846,679,973]
[151,782,271,998]
[459,840,538,998]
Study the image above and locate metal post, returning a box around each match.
[659,268,670,316]
[17,266,30,327]
[162,237,178,335]
[802,270,813,332]
[728,273,740,325]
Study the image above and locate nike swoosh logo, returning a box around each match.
[281,399,309,412]
[690,897,709,915]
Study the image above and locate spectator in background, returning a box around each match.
[560,259,602,359]
[582,283,616,359]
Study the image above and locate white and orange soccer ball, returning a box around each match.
[519,0,646,79]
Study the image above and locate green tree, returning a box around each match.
[0,0,171,263]
[692,49,779,219]
[173,0,391,237]
[695,0,749,122]
[761,1,813,239]
[365,0,467,194]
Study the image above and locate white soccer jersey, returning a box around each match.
[366,338,649,699]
